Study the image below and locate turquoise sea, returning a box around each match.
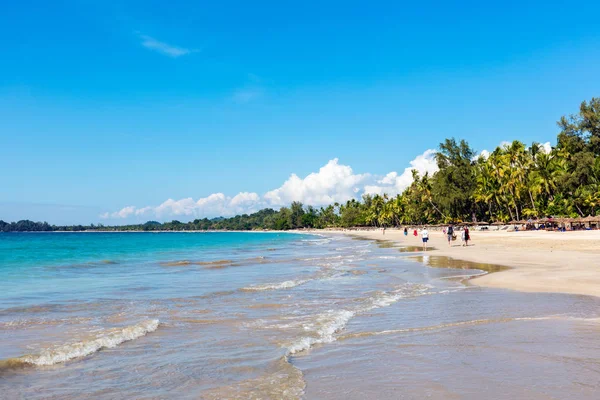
[1,232,599,399]
[0,232,306,307]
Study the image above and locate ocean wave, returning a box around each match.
[160,259,236,267]
[1,301,121,316]
[241,268,350,292]
[287,310,355,355]
[435,287,469,294]
[361,284,431,311]
[338,316,557,340]
[241,278,312,292]
[297,255,343,262]
[1,316,93,330]
[286,284,430,355]
[160,260,196,267]
[0,305,55,315]
[334,244,370,251]
[47,259,119,271]
[197,290,237,299]
[300,238,331,246]
[160,257,269,269]
[0,319,159,370]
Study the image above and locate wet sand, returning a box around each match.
[327,229,600,297]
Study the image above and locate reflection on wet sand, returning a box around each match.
[410,255,509,274]
[370,238,437,253]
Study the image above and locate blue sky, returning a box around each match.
[1,0,599,224]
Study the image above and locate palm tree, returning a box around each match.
[416,171,446,220]
[474,160,496,220]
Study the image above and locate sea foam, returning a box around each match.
[2,319,159,369]
[242,279,312,292]
[287,310,356,354]
[287,284,431,355]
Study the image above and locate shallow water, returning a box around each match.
[1,232,599,399]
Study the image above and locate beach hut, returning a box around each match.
[471,221,490,231]
[563,217,578,230]
[489,221,506,231]
[582,215,600,230]
[553,217,571,231]
[517,220,533,230]
[535,217,552,230]
[569,216,585,230]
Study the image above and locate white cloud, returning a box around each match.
[100,205,137,219]
[102,192,264,222]
[541,141,552,154]
[473,149,490,161]
[474,140,553,162]
[264,158,369,206]
[363,149,438,196]
[137,33,195,57]
[135,206,153,216]
[155,197,198,217]
[100,150,441,221]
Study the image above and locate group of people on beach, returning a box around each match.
[442,225,470,247]
[402,225,470,251]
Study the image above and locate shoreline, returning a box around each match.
[4,228,599,297]
[324,228,600,298]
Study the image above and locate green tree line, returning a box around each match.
[2,98,599,232]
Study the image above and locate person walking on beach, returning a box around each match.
[464,226,470,246]
[421,227,429,250]
[404,227,408,237]
[447,224,454,246]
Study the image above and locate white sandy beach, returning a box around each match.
[327,229,600,298]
